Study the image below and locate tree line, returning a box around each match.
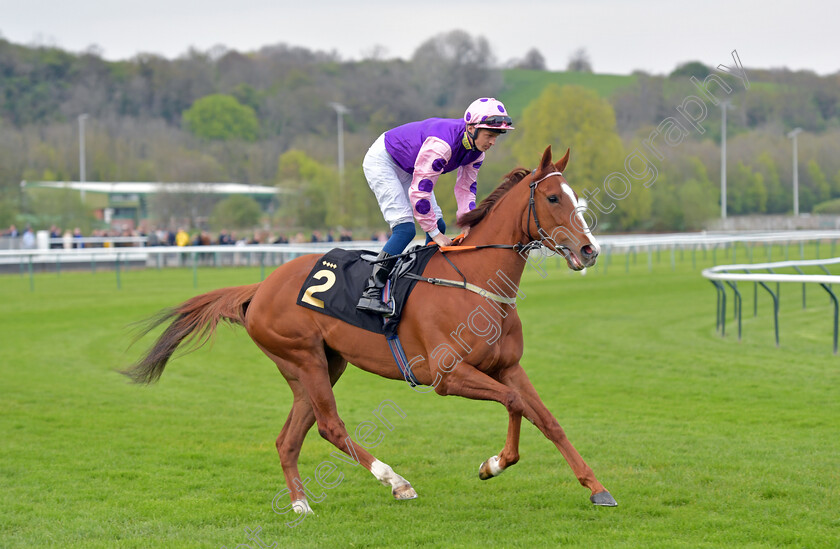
[1,30,839,234]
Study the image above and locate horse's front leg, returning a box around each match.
[478,410,522,480]
[431,363,526,480]
[499,364,617,507]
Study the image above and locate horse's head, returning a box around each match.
[525,146,600,271]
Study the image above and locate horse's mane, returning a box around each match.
[458,167,530,228]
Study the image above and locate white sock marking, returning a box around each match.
[486,455,504,477]
[370,459,409,488]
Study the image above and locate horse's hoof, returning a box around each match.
[590,491,618,507]
[392,483,418,500]
[478,455,503,480]
[291,499,315,514]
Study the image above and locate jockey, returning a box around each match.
[357,97,515,315]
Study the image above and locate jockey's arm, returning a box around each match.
[454,153,484,221]
[408,137,452,238]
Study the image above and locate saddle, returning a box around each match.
[295,245,438,338]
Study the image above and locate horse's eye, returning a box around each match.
[547,195,559,203]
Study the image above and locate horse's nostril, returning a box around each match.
[581,245,596,258]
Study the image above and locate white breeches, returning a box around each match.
[362,133,443,229]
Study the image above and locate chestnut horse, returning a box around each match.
[123,146,617,513]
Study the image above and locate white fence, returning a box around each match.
[0,240,385,286]
[3,230,840,274]
[702,258,840,354]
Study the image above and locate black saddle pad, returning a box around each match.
[295,245,438,337]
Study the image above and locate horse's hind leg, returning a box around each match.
[300,357,418,501]
[270,346,416,511]
[275,381,316,514]
[273,351,346,515]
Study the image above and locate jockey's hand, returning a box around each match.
[432,233,452,247]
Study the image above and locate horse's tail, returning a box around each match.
[121,283,261,384]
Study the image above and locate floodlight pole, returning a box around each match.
[329,102,350,218]
[720,101,730,220]
[78,113,88,203]
[787,128,803,217]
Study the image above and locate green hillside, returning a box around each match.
[500,69,638,117]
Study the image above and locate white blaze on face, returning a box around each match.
[561,182,600,253]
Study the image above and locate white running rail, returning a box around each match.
[702,257,840,354]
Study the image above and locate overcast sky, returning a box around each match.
[2,0,838,75]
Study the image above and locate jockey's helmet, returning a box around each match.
[463,98,515,132]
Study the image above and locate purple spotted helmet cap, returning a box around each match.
[463,98,515,131]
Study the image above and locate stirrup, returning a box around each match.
[357,295,395,317]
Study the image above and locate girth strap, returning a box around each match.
[387,334,420,387]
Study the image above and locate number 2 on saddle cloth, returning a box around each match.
[295,245,438,339]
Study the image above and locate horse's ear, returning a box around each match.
[539,146,553,170]
[555,148,570,173]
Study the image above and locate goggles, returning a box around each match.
[477,115,513,127]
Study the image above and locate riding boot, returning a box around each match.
[356,251,397,315]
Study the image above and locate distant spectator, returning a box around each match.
[116,226,133,247]
[93,229,113,248]
[339,229,353,242]
[62,229,73,249]
[273,234,289,244]
[326,229,335,242]
[49,225,62,249]
[153,228,167,246]
[5,224,19,238]
[91,229,106,248]
[218,230,232,245]
[73,227,85,249]
[22,226,35,249]
[175,227,190,247]
[310,230,322,243]
[255,230,271,244]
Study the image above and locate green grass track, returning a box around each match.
[1,246,838,548]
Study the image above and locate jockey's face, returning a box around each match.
[473,128,502,152]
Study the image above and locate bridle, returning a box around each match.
[525,170,569,254]
[381,168,581,312]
